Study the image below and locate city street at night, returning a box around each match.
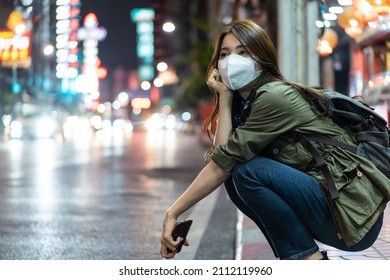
[2,1,390,276]
[0,128,236,260]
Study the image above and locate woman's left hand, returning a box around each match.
[160,214,188,259]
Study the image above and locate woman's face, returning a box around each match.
[219,33,250,60]
[219,33,261,71]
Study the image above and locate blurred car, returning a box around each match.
[8,112,62,139]
[146,113,177,131]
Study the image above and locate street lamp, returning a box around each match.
[141,81,151,90]
[153,77,164,88]
[162,21,175,33]
[43,44,54,56]
[156,62,168,72]
[43,44,54,92]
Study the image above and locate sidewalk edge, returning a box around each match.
[235,210,244,260]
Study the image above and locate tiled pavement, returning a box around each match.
[236,205,390,260]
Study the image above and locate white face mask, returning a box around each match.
[218,54,261,90]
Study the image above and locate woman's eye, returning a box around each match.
[239,50,248,56]
[219,53,228,59]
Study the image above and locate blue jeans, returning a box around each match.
[225,156,383,260]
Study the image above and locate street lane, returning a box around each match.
[0,128,236,260]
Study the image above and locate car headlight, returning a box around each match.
[36,118,56,138]
[10,121,22,138]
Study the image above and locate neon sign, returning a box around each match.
[55,0,80,78]
[0,30,30,62]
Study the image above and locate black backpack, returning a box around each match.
[294,91,390,200]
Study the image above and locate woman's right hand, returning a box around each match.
[207,68,230,94]
[207,69,234,146]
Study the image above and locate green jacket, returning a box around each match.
[210,81,390,247]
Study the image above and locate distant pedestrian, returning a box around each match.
[160,20,390,260]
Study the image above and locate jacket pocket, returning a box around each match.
[333,164,384,228]
[271,142,313,171]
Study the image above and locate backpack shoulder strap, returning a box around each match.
[302,133,357,154]
[297,133,340,200]
[263,131,341,200]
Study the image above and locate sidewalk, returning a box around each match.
[236,206,390,260]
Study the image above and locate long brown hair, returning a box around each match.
[204,20,330,141]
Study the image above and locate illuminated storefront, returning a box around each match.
[326,0,390,123]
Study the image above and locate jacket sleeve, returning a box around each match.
[209,83,317,172]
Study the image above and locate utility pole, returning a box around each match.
[277,0,320,86]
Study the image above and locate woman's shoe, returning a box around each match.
[320,251,329,260]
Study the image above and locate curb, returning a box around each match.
[236,207,390,260]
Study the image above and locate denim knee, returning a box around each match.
[231,157,268,189]
[232,159,253,181]
[231,162,251,197]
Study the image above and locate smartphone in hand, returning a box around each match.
[167,219,193,253]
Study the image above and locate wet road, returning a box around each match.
[0,128,236,260]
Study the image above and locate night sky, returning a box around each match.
[79,0,152,72]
